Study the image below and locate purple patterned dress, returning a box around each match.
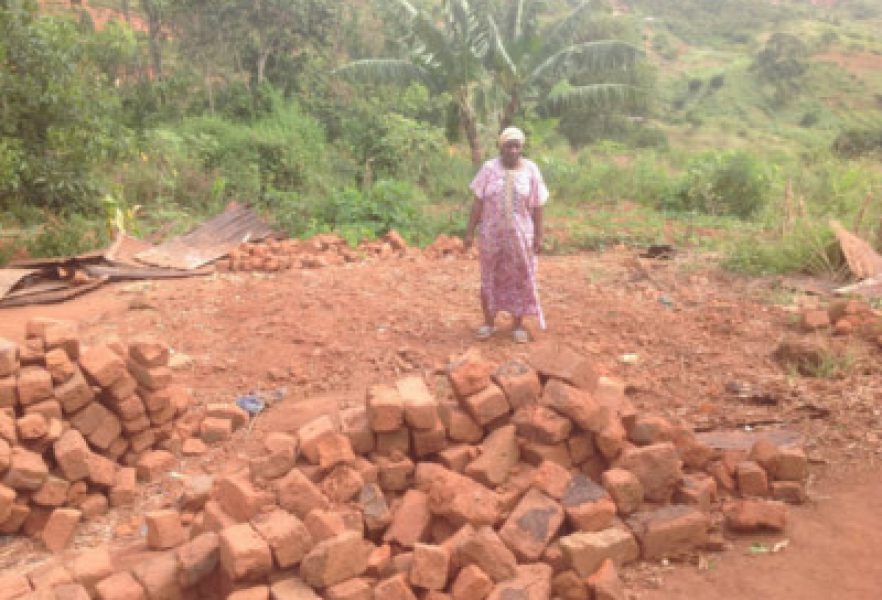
[470,157,549,329]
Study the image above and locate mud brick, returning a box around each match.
[325,578,372,600]
[136,449,175,482]
[373,574,418,600]
[216,473,268,522]
[486,564,552,600]
[586,559,625,600]
[770,481,806,504]
[227,587,269,600]
[166,384,193,415]
[252,509,313,568]
[177,532,220,587]
[465,424,519,487]
[0,484,14,522]
[340,406,375,455]
[276,467,329,519]
[801,309,830,331]
[426,468,500,528]
[613,442,682,503]
[528,341,599,391]
[562,475,616,532]
[674,474,716,512]
[706,459,736,493]
[0,502,29,534]
[305,509,346,543]
[127,359,172,391]
[315,433,356,469]
[596,419,627,461]
[558,528,640,578]
[201,416,232,442]
[50,584,91,600]
[219,522,273,581]
[776,446,808,481]
[358,483,392,532]
[460,383,510,426]
[300,530,369,588]
[376,428,411,456]
[69,401,110,437]
[629,415,674,446]
[79,494,108,519]
[448,351,494,398]
[141,387,172,412]
[0,338,18,378]
[24,399,62,422]
[66,480,88,505]
[297,415,336,463]
[4,447,48,490]
[366,544,393,578]
[114,395,145,420]
[409,543,449,590]
[31,476,69,507]
[397,375,439,430]
[374,453,415,491]
[498,488,565,561]
[451,564,493,600]
[366,384,405,432]
[565,431,595,464]
[540,379,608,433]
[627,506,709,560]
[489,361,539,410]
[130,428,156,453]
[95,572,145,600]
[736,461,769,497]
[145,509,186,549]
[180,473,213,511]
[533,459,572,499]
[250,451,294,482]
[512,405,572,444]
[438,445,475,473]
[380,488,430,547]
[129,338,170,368]
[268,577,321,599]
[458,526,518,582]
[748,438,779,474]
[352,456,378,485]
[22,504,53,537]
[54,370,94,414]
[0,439,9,474]
[20,337,45,366]
[17,367,53,406]
[545,543,570,575]
[320,464,364,503]
[0,413,15,444]
[0,574,32,600]
[70,547,113,596]
[87,412,122,451]
[520,440,573,469]
[79,346,126,387]
[38,320,79,358]
[181,437,207,457]
[601,469,643,515]
[28,561,72,590]
[551,571,587,600]
[0,377,16,408]
[44,348,76,384]
[104,374,138,405]
[264,431,298,458]
[17,413,48,440]
[412,421,447,458]
[131,552,183,600]
[338,505,365,534]
[439,403,483,444]
[149,402,176,426]
[724,499,787,532]
[41,507,81,551]
[674,431,716,471]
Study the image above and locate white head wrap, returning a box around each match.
[499,127,526,146]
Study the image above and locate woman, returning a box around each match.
[464,127,549,343]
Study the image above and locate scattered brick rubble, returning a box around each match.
[217,231,470,273]
[0,336,810,600]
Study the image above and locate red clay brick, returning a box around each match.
[276,467,329,519]
[528,341,598,391]
[724,499,787,532]
[54,370,94,414]
[412,421,447,458]
[0,575,33,600]
[366,384,405,432]
[541,379,608,433]
[4,447,48,490]
[601,468,644,515]
[375,428,411,456]
[0,338,18,378]
[69,401,112,437]
[325,578,372,600]
[146,509,186,549]
[586,559,625,600]
[17,367,53,406]
[626,506,710,559]
[736,461,769,497]
[373,574,418,600]
[464,424,519,487]
[129,338,170,368]
[79,493,108,520]
[70,547,113,595]
[299,530,369,588]
[17,413,47,440]
[410,543,450,590]
[41,507,81,551]
[384,489,431,548]
[499,488,565,562]
[127,360,172,391]
[87,453,117,488]
[512,405,572,444]
[613,443,683,503]
[532,459,572,500]
[562,475,616,532]
[315,433,356,469]
[0,376,17,409]
[44,348,76,384]
[219,523,273,581]
[320,464,364,503]
[451,564,493,600]
[95,571,145,600]
[304,509,346,543]
[217,473,269,522]
[447,351,494,398]
[130,552,183,600]
[136,449,175,482]
[493,360,542,410]
[459,526,518,583]
[0,484,14,523]
[80,346,126,387]
[397,376,439,430]
[439,403,483,444]
[340,406,375,455]
[31,475,69,507]
[252,509,313,568]
[460,383,510,426]
[108,467,137,507]
[177,532,220,587]
[558,528,640,578]
[27,561,72,590]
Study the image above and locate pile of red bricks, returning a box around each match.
[800,298,882,343]
[0,318,199,554]
[0,341,809,600]
[218,231,470,273]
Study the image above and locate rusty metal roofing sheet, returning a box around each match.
[0,268,38,298]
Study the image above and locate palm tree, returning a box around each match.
[334,0,499,166]
[489,0,645,129]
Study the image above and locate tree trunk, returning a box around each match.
[140,0,163,80]
[500,88,521,131]
[458,97,483,166]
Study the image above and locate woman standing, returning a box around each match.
[464,127,549,343]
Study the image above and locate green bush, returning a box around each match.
[832,127,882,158]
[25,213,108,258]
[664,151,771,218]
[723,222,842,276]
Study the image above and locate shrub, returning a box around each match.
[723,222,842,276]
[832,127,882,158]
[664,151,771,218]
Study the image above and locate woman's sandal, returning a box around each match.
[513,328,530,344]
[475,324,495,340]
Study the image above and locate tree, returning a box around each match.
[334,0,500,166]
[751,32,809,104]
[489,0,645,129]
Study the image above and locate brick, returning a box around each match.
[674,473,717,511]
[325,578,371,600]
[541,379,608,432]
[182,437,207,456]
[736,461,769,497]
[79,494,108,520]
[801,309,830,331]
[447,351,494,398]
[596,419,627,461]
[315,433,356,469]
[724,499,787,532]
[41,507,81,551]
[54,371,94,414]
[492,360,540,409]
[17,367,53,406]
[439,402,483,444]
[69,401,112,437]
[340,406,375,455]
[412,421,447,458]
[629,415,675,446]
[298,415,337,464]
[601,468,643,515]
[776,446,808,481]
[145,509,186,549]
[17,413,48,440]
[31,476,69,507]
[748,438,779,474]
[28,562,72,590]
[276,467,329,519]
[0,484,13,522]
[464,424,519,487]
[530,341,598,389]
[614,443,682,503]
[4,447,48,490]
[0,376,16,408]
[40,320,79,358]
[228,587,270,600]
[374,574,418,600]
[219,523,273,581]
[175,532,219,587]
[19,336,44,366]
[771,480,807,504]
[425,468,499,528]
[374,453,414,491]
[80,346,126,387]
[204,402,249,430]
[519,440,572,468]
[129,428,156,454]
[0,503,29,534]
[136,449,175,482]
[70,547,113,595]
[87,453,117,488]
[499,488,565,561]
[251,509,312,569]
[88,412,122,450]
[321,464,364,503]
[127,359,172,391]
[0,338,18,377]
[269,577,321,599]
[551,571,587,600]
[460,383,510,426]
[217,473,268,522]
[384,489,431,547]
[438,445,475,473]
[149,402,176,426]
[486,564,552,600]
[0,574,31,599]
[626,505,709,559]
[458,526,518,582]
[451,564,493,600]
[131,552,183,600]
[410,543,449,590]
[366,384,404,432]
[103,373,138,405]
[358,483,392,533]
[129,338,170,367]
[0,413,15,444]
[95,572,145,600]
[532,459,572,500]
[44,348,76,385]
[109,467,137,507]
[558,528,640,578]
[512,405,572,444]
[373,428,409,457]
[300,530,369,588]
[397,376,439,430]
[0,439,9,474]
[586,559,625,600]
[50,584,91,600]
[24,399,62,422]
[562,475,616,532]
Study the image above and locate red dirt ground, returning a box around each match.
[1,249,881,596]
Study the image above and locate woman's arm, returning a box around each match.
[464,195,482,249]
[532,205,543,254]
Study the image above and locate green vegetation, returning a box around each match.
[2,0,882,278]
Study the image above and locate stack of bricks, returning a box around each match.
[2,341,809,600]
[0,318,197,554]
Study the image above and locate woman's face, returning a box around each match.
[500,140,523,167]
